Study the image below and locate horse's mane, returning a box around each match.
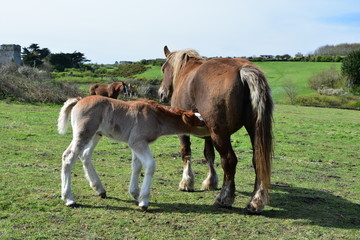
[163,49,205,85]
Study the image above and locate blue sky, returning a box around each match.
[1,0,359,63]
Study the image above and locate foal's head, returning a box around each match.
[158,46,203,103]
[182,111,206,127]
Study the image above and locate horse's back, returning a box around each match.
[188,58,254,133]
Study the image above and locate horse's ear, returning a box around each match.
[164,46,171,57]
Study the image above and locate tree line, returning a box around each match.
[21,44,88,72]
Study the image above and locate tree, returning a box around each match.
[314,43,360,56]
[294,53,304,61]
[282,79,298,104]
[341,50,360,88]
[49,52,89,71]
[22,44,50,68]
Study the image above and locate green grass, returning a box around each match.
[135,65,163,80]
[256,62,342,103]
[133,62,342,103]
[50,62,345,105]
[0,101,359,239]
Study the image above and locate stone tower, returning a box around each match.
[0,44,22,65]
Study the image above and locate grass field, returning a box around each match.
[134,62,342,103]
[0,101,359,239]
[255,62,341,102]
[54,62,344,105]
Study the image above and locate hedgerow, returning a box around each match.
[0,64,84,103]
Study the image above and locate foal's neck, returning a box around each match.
[156,108,190,135]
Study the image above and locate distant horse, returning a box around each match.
[57,95,208,210]
[89,82,128,99]
[125,83,137,97]
[158,46,273,213]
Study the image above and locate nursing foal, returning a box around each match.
[57,95,208,210]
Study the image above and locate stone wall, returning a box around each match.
[0,44,22,65]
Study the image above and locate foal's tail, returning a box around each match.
[57,98,81,134]
[240,65,274,197]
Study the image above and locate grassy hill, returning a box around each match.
[135,62,342,103]
[256,62,341,102]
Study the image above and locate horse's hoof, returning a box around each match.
[178,180,195,192]
[179,187,195,192]
[99,192,107,199]
[245,202,263,215]
[141,206,148,212]
[213,202,232,209]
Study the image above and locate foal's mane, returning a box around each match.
[162,49,205,86]
[139,99,186,116]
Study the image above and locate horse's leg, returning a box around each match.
[129,151,142,201]
[79,134,107,198]
[130,143,155,211]
[61,139,83,206]
[178,135,195,192]
[211,133,238,208]
[244,124,268,213]
[201,138,218,190]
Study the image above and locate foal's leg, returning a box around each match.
[130,143,156,210]
[244,124,268,213]
[80,134,107,198]
[211,133,238,208]
[178,135,195,191]
[61,139,83,206]
[201,138,218,190]
[129,151,142,201]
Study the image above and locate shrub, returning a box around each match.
[113,63,148,77]
[308,66,342,90]
[341,50,360,88]
[282,79,298,104]
[0,64,84,103]
[294,94,347,107]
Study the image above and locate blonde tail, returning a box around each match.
[240,65,274,197]
[57,98,80,134]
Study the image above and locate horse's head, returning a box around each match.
[158,46,174,103]
[114,82,126,93]
[158,46,203,103]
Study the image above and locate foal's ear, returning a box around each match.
[182,112,205,127]
[164,46,171,57]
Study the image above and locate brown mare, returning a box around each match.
[158,46,273,213]
[57,95,208,210]
[89,82,128,99]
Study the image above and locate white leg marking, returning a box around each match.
[179,159,195,191]
[80,135,106,195]
[129,151,141,200]
[247,184,268,213]
[131,144,156,209]
[61,141,79,206]
[201,170,218,191]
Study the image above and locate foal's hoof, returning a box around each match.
[99,192,107,199]
[140,206,148,212]
[67,203,80,208]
